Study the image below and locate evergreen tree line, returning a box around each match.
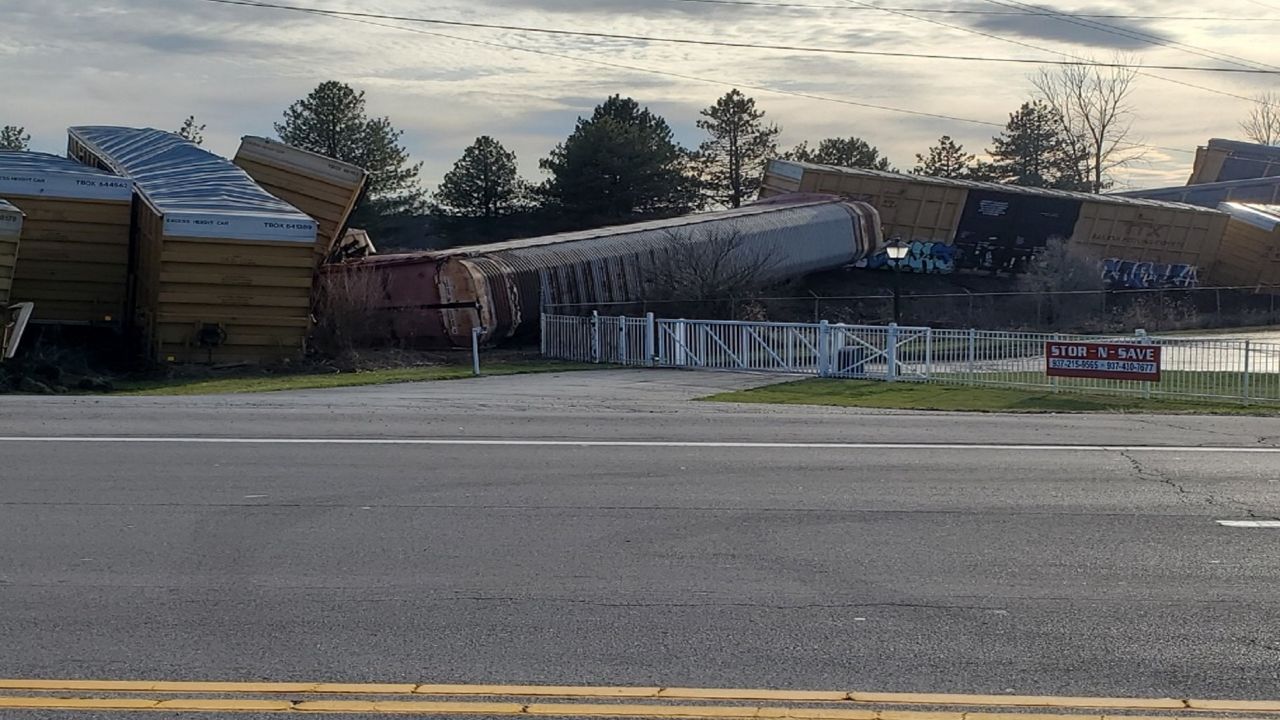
[14,71,1274,249]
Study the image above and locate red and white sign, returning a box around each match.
[1045,341,1162,382]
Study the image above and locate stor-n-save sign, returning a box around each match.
[1045,341,1162,382]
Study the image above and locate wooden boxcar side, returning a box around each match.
[233,137,367,265]
[0,199,21,305]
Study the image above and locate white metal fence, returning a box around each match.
[542,312,1280,405]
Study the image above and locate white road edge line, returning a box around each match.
[0,437,1277,452]
[1216,520,1280,527]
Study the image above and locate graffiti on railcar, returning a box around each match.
[855,239,957,274]
[1102,258,1200,289]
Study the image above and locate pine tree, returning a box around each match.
[432,136,528,243]
[986,101,1088,190]
[276,81,425,227]
[913,135,974,179]
[782,137,892,171]
[539,95,699,227]
[0,125,30,151]
[695,89,780,208]
[177,116,206,145]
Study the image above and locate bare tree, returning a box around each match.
[643,227,781,316]
[1241,91,1280,146]
[1032,58,1142,193]
[1015,237,1104,330]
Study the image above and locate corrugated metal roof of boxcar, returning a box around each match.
[0,150,133,201]
[1205,138,1280,159]
[0,150,123,178]
[770,159,1226,213]
[67,127,314,221]
[1221,202,1280,230]
[430,197,852,257]
[1113,175,1280,205]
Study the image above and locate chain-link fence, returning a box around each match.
[544,285,1280,335]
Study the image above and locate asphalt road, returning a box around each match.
[2,370,1279,716]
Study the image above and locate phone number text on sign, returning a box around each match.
[1045,341,1162,382]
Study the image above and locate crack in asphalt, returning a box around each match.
[1118,450,1280,521]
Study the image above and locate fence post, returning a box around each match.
[818,320,831,378]
[674,320,688,367]
[618,315,628,365]
[471,327,483,376]
[590,311,601,364]
[645,312,656,367]
[924,328,933,381]
[1136,328,1151,399]
[967,328,976,383]
[540,313,548,358]
[1243,339,1252,404]
[1050,333,1060,394]
[887,323,899,382]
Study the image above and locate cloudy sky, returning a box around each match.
[3,0,1277,194]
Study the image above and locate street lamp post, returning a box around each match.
[885,239,910,325]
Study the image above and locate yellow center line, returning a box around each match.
[0,679,1277,715]
[0,696,1220,718]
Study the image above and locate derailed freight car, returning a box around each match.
[0,199,21,306]
[1114,176,1280,208]
[0,151,133,324]
[762,160,1228,275]
[331,196,882,346]
[1188,138,1280,185]
[68,127,319,364]
[233,136,368,265]
[1213,203,1280,291]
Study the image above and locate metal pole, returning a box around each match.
[590,310,600,364]
[892,263,902,325]
[471,327,483,376]
[645,312,656,367]
[618,315,628,365]
[887,323,899,382]
[817,320,831,378]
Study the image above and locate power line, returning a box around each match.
[656,0,1280,22]
[196,0,1202,160]
[226,0,1005,128]
[190,0,1280,75]
[979,0,1279,72]
[840,0,1263,104]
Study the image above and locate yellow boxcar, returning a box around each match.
[762,160,1228,276]
[0,198,21,306]
[1213,203,1280,291]
[233,137,367,265]
[69,127,318,364]
[0,151,133,324]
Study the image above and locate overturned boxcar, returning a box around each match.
[1213,203,1280,291]
[0,151,134,324]
[68,126,319,364]
[328,195,882,346]
[1188,138,1280,185]
[0,198,21,306]
[762,160,1229,275]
